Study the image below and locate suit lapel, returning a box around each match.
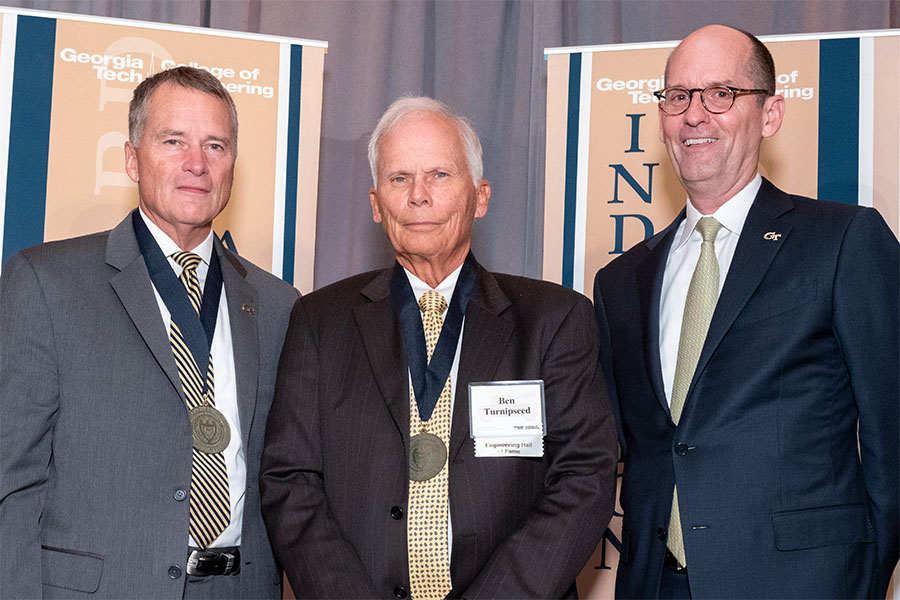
[217,241,259,450]
[449,266,514,463]
[636,213,683,417]
[106,212,182,399]
[354,269,410,449]
[686,179,794,403]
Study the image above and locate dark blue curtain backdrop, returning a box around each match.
[5,0,898,287]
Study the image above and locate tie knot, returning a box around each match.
[418,290,447,316]
[172,251,202,272]
[696,217,722,243]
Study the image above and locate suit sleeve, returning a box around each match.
[0,252,59,599]
[592,273,625,451]
[832,207,900,592]
[461,295,618,599]
[259,298,380,599]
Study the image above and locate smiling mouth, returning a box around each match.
[683,138,716,147]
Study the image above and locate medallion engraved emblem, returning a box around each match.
[409,432,447,481]
[189,405,231,454]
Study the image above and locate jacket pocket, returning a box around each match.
[772,503,874,551]
[733,278,818,329]
[41,545,103,593]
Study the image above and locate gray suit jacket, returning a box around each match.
[0,211,299,599]
[260,260,618,599]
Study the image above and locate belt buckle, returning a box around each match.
[186,549,208,576]
[186,548,239,576]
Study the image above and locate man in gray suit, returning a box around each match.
[0,67,298,598]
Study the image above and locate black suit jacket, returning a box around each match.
[594,179,899,598]
[260,259,618,599]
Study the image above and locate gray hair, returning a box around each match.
[735,27,776,99]
[129,66,238,151]
[367,96,483,188]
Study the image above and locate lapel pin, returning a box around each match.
[763,231,782,241]
[241,303,256,315]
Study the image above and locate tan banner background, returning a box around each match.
[0,8,325,292]
[544,32,899,295]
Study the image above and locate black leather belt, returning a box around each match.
[663,549,688,574]
[187,547,240,576]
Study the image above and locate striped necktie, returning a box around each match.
[170,251,230,549]
[667,217,722,568]
[408,290,453,600]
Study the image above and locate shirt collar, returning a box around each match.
[138,207,214,265]
[404,262,463,308]
[673,173,761,253]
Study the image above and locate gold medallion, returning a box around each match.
[189,405,231,454]
[409,432,447,481]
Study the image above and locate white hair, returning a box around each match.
[367,96,483,188]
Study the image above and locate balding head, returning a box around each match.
[666,25,775,104]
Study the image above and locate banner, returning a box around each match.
[544,30,900,599]
[0,8,326,293]
[544,30,900,296]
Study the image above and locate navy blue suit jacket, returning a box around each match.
[594,179,899,598]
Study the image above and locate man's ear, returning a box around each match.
[370,189,383,223]
[474,180,490,219]
[761,94,785,138]
[124,141,140,183]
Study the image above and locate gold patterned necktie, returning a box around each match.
[667,217,722,568]
[170,251,230,549]
[408,290,453,600]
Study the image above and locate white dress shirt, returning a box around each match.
[658,174,761,406]
[139,209,245,547]
[404,262,465,557]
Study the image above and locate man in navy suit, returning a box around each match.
[594,25,899,598]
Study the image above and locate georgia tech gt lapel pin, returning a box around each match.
[241,303,256,315]
[763,231,782,241]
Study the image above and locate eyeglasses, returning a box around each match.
[653,85,771,115]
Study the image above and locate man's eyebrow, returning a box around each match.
[667,79,739,88]
[155,130,232,145]
[158,128,186,137]
[206,135,232,145]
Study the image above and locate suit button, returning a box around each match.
[657,528,667,541]
[394,586,408,598]
[173,488,187,502]
[390,506,404,520]
[168,565,182,579]
[674,443,688,456]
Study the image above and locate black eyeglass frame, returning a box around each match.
[653,85,772,115]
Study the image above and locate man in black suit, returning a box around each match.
[594,25,899,598]
[260,96,618,599]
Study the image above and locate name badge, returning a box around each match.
[468,380,546,457]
